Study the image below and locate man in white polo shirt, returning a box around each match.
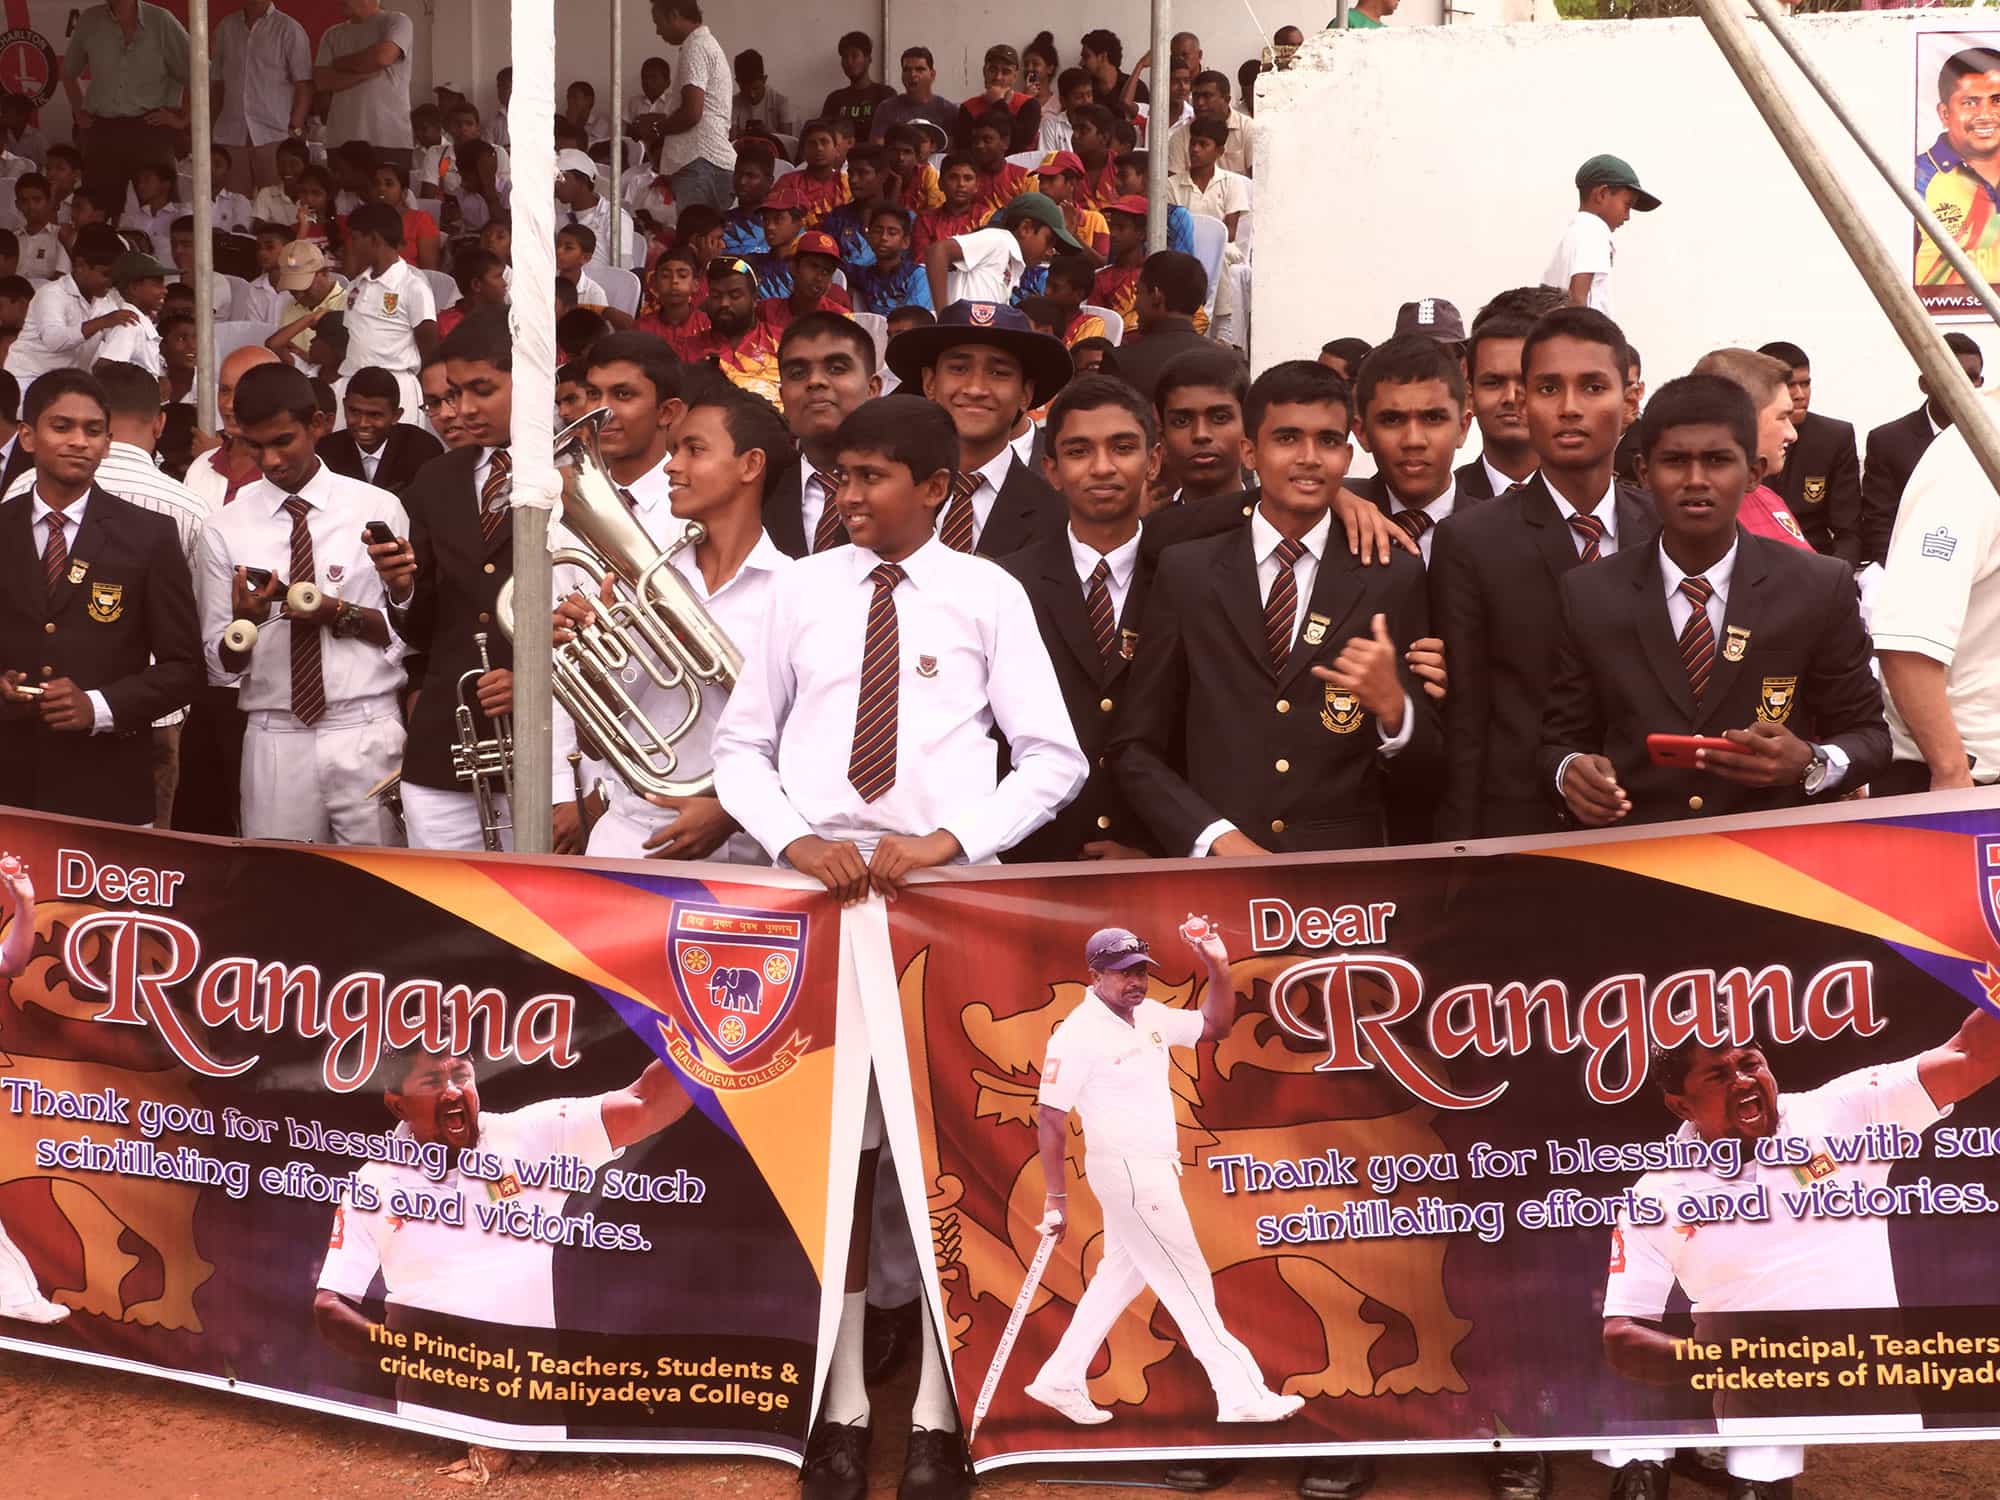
[313,1043,692,1453]
[922,192,1080,309]
[1026,922,1302,1427]
[339,201,436,417]
[1875,386,2000,797]
[1599,1009,2000,1499]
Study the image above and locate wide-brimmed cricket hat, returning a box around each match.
[885,299,1075,408]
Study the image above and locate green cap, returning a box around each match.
[1575,154,1660,212]
[998,191,1084,254]
[109,250,172,286]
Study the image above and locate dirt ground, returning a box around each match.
[5,1351,1998,1499]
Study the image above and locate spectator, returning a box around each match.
[1168,71,1253,177]
[556,225,610,310]
[1088,195,1149,324]
[1691,347,1816,554]
[1756,338,1863,563]
[955,44,1043,154]
[202,147,258,236]
[693,256,782,403]
[885,123,946,216]
[847,204,930,314]
[1168,119,1250,239]
[340,202,437,411]
[631,55,674,130]
[1022,33,1059,113]
[313,0,415,168]
[1069,105,1122,211]
[637,243,713,359]
[651,0,738,213]
[45,144,82,232]
[821,30,897,142]
[1542,153,1660,318]
[486,66,512,149]
[450,139,509,235]
[15,175,69,281]
[291,164,339,252]
[159,306,196,404]
[1032,152,1109,259]
[5,224,127,388]
[372,161,440,270]
[564,80,611,146]
[774,119,851,228]
[872,46,959,144]
[1106,251,1209,400]
[437,246,508,340]
[723,142,776,256]
[1342,0,1401,26]
[925,191,1079,308]
[319,363,443,493]
[731,50,797,141]
[62,0,192,203]
[1034,254,1104,346]
[819,142,890,263]
[757,228,847,335]
[966,117,1031,217]
[555,149,637,267]
[254,136,310,224]
[1861,333,1983,566]
[211,0,312,194]
[94,251,170,376]
[746,181,809,299]
[1274,24,1306,65]
[1038,68,1094,155]
[1080,29,1145,117]
[0,95,45,170]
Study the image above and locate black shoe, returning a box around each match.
[1300,1456,1378,1500]
[1491,1451,1552,1500]
[800,1419,870,1500]
[1610,1461,1670,1500]
[1726,1481,1792,1500]
[1162,1460,1241,1492]
[898,1426,971,1500]
[864,1298,920,1385]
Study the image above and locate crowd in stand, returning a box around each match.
[7,7,2000,1500]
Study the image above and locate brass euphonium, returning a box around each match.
[496,408,743,800]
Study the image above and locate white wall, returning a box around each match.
[1254,13,1996,440]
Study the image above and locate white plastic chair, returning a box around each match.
[421,267,460,311]
[1007,150,1042,169]
[831,268,847,291]
[596,263,641,316]
[213,320,274,362]
[1081,303,1124,347]
[1188,215,1227,315]
[771,159,798,179]
[849,311,888,368]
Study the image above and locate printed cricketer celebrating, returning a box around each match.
[1598,1007,2000,1495]
[1025,922,1303,1426]
[312,1046,694,1442]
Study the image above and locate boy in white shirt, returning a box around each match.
[555,224,609,309]
[121,161,190,262]
[252,138,308,225]
[207,146,256,236]
[13,174,67,281]
[1541,153,1661,320]
[922,191,1080,309]
[339,203,439,414]
[93,253,170,376]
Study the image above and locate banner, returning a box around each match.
[870,794,2000,1470]
[0,810,865,1462]
[1913,19,2000,319]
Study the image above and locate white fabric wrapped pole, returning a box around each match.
[509,0,559,853]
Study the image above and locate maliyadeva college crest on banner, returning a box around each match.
[660,902,811,1089]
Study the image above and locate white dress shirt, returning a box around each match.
[196,462,409,716]
[1550,478,1624,558]
[93,291,163,375]
[6,274,110,386]
[29,491,113,733]
[212,4,312,148]
[713,538,1087,865]
[570,195,639,268]
[1192,506,1414,857]
[17,224,67,281]
[1482,455,1531,500]
[341,257,435,378]
[1069,525,1140,623]
[121,198,190,262]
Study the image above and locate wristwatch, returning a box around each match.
[1801,744,1831,795]
[330,598,362,639]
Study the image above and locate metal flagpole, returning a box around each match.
[510,0,560,854]
[1691,0,2000,496]
[190,0,216,430]
[610,0,624,269]
[1147,0,1169,253]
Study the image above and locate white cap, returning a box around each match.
[557,149,598,179]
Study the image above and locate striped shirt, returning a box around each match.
[10,440,210,727]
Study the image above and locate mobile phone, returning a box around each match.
[365,521,397,546]
[1646,733,1737,769]
[244,566,275,589]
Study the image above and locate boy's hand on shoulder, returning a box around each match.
[1332,486,1418,566]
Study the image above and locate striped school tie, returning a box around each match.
[1084,559,1118,663]
[1678,575,1716,703]
[848,563,906,803]
[41,511,66,598]
[1391,507,1432,544]
[938,471,977,552]
[1568,511,1607,562]
[282,497,326,725]
[1264,538,1306,670]
[812,469,847,553]
[479,449,512,546]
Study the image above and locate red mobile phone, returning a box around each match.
[1646,733,1737,769]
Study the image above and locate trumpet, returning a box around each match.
[498,408,742,802]
[453,630,514,851]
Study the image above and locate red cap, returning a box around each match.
[794,229,841,261]
[1036,150,1085,179]
[762,179,812,213]
[1100,194,1149,218]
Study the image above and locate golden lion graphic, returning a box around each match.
[913,948,1471,1411]
[0,900,214,1332]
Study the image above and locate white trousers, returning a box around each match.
[1596,1445,1804,1483]
[1035,1156,1269,1410]
[402,782,514,852]
[241,709,406,845]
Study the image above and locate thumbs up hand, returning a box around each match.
[1312,613,1407,737]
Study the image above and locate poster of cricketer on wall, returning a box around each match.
[1913,20,2000,316]
[866,792,2000,1470]
[0,809,866,1462]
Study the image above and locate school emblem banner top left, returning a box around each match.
[0,811,862,1461]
